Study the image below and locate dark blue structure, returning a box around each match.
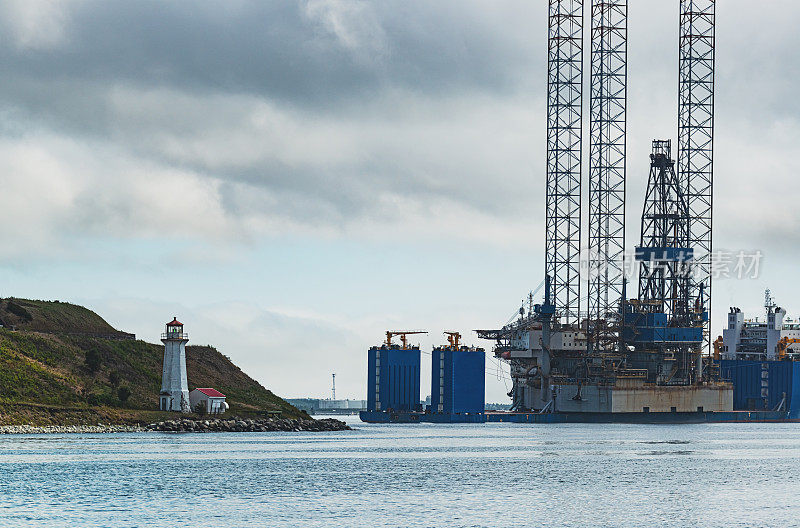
[359,410,486,423]
[622,305,704,344]
[430,347,485,416]
[720,360,800,418]
[366,346,420,413]
[485,410,794,424]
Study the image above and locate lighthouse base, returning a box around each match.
[159,390,191,412]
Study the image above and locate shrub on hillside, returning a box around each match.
[6,301,32,322]
[87,391,116,407]
[85,348,102,373]
[117,386,131,404]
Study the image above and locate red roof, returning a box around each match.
[194,388,225,398]
[167,317,183,327]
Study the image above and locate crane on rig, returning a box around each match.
[385,331,427,349]
[443,331,461,349]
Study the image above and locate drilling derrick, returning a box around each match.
[588,1,627,339]
[546,0,584,326]
[636,140,691,323]
[627,140,706,386]
[678,0,715,350]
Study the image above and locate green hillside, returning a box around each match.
[0,298,121,335]
[0,298,306,425]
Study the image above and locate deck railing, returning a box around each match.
[161,332,188,340]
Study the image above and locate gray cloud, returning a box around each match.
[0,1,542,108]
[0,0,552,257]
[0,0,797,262]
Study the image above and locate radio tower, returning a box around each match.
[678,0,715,349]
[588,0,627,329]
[545,0,584,325]
[331,373,336,400]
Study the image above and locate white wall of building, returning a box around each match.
[189,390,227,414]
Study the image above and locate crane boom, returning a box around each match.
[385,330,427,349]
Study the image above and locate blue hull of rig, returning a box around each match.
[360,409,798,424]
[485,410,799,423]
[362,340,800,424]
[720,359,800,418]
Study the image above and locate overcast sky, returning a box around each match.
[0,0,798,402]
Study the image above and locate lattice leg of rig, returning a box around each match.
[546,0,584,326]
[678,0,715,349]
[588,0,627,328]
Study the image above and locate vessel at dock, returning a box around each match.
[715,293,800,420]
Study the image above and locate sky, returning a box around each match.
[0,0,798,402]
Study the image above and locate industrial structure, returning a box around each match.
[721,291,800,361]
[429,332,485,420]
[546,0,583,326]
[718,292,800,417]
[588,0,626,330]
[678,0,716,353]
[361,0,800,424]
[361,331,486,423]
[467,0,731,422]
[288,398,367,415]
[366,331,424,414]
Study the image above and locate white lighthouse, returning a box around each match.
[159,317,190,412]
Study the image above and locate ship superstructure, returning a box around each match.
[722,291,800,360]
[716,292,800,418]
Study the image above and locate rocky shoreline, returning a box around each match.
[0,417,351,434]
[148,417,351,433]
[0,424,146,434]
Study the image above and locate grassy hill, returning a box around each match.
[0,298,306,425]
[0,298,121,335]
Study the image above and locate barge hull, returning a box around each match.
[359,411,485,424]
[360,410,799,424]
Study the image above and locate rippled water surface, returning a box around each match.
[2,416,800,527]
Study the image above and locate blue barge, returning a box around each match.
[359,410,485,423]
[362,331,486,424]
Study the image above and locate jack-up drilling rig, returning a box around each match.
[477,0,729,415]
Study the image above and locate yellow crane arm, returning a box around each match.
[385,330,427,349]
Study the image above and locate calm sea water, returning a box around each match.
[1,416,799,527]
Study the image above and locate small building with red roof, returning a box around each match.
[189,388,228,414]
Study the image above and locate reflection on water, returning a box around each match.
[1,416,799,527]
